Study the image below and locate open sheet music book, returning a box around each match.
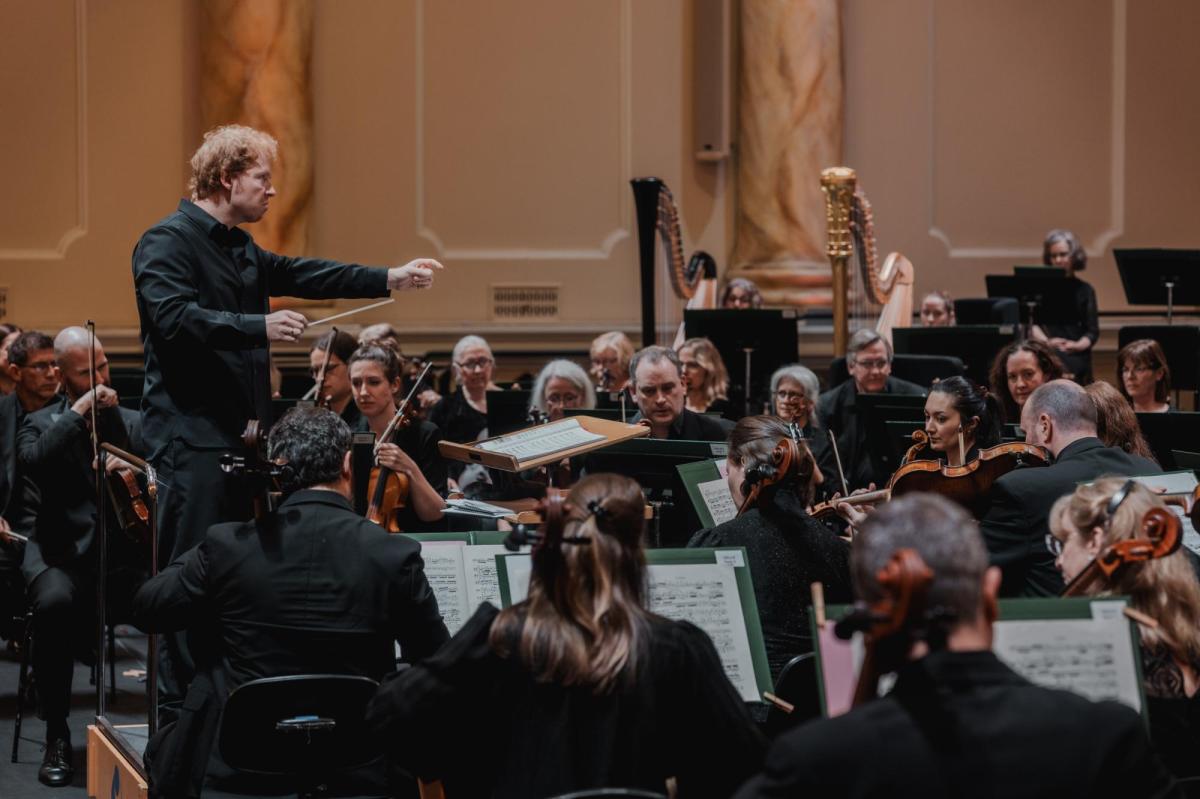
[405,532,524,635]
[477,418,603,460]
[439,415,650,472]
[495,547,773,702]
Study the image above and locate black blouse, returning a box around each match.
[367,603,765,799]
[1042,277,1099,383]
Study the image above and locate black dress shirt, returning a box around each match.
[132,199,389,456]
[354,416,448,532]
[631,407,733,442]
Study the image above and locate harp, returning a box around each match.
[820,167,915,354]
[631,177,718,346]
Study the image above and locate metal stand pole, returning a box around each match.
[742,348,754,418]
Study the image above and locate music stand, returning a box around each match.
[485,390,532,437]
[1115,249,1200,325]
[684,309,799,417]
[893,326,1016,387]
[1135,412,1200,471]
[1013,265,1066,278]
[985,275,1081,338]
[856,394,926,485]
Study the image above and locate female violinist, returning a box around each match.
[989,340,1064,424]
[349,345,446,532]
[588,331,634,392]
[1048,479,1200,777]
[916,377,1003,467]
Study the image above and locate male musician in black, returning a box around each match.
[816,328,925,491]
[735,493,1178,799]
[13,327,143,787]
[132,124,443,715]
[628,346,730,441]
[131,406,449,798]
[309,328,361,429]
[979,379,1159,597]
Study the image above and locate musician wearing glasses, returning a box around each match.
[529,359,595,423]
[1049,479,1200,778]
[428,335,500,445]
[816,329,924,492]
[308,329,362,428]
[1117,338,1172,414]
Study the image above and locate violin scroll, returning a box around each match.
[737,437,802,516]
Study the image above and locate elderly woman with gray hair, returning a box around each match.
[530,359,596,423]
[769,364,830,492]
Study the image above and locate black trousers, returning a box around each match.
[153,440,253,722]
[27,566,93,725]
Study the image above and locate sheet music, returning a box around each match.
[477,418,603,461]
[646,563,760,702]
[1176,506,1200,557]
[992,616,1142,712]
[500,554,533,605]
[463,545,513,611]
[697,477,737,525]
[416,543,470,635]
[1129,470,1198,496]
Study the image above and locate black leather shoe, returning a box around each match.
[38,737,73,787]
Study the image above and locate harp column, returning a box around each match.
[728,0,843,311]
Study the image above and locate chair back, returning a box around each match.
[218,674,381,775]
[954,297,1019,325]
[765,653,821,738]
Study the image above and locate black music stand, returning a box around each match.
[684,308,799,417]
[856,394,926,486]
[485,390,532,437]
[1115,249,1200,325]
[1013,265,1067,278]
[985,275,1081,339]
[1118,325,1200,406]
[893,326,1015,386]
[1136,412,1200,471]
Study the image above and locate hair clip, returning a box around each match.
[587,499,610,522]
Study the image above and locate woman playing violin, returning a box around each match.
[349,345,446,531]
[919,377,1002,467]
[1049,479,1200,777]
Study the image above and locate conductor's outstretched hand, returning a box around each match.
[389,259,444,291]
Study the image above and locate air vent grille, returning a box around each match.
[491,284,560,321]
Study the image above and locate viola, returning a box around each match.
[1063,504,1181,597]
[737,437,803,516]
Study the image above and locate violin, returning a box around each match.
[364,362,433,532]
[811,429,1049,521]
[1063,502,1181,597]
[737,436,803,516]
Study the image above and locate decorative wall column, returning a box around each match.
[197,0,313,255]
[729,0,842,308]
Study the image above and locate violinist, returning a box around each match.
[589,331,634,392]
[308,328,361,428]
[1118,338,1172,414]
[529,359,595,422]
[688,416,851,679]
[768,365,830,480]
[12,327,145,787]
[735,493,1178,799]
[349,345,446,531]
[978,380,1159,597]
[917,377,1002,467]
[1049,479,1200,777]
[989,339,1064,424]
[428,335,499,445]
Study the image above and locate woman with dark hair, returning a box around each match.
[721,277,764,309]
[1118,339,1171,413]
[1085,381,1159,463]
[689,416,851,679]
[918,376,1003,466]
[367,473,764,798]
[989,340,1066,424]
[1033,229,1099,382]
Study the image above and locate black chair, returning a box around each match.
[218,674,383,799]
[548,790,668,799]
[954,296,1019,325]
[10,607,33,764]
[764,653,822,739]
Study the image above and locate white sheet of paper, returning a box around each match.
[477,417,603,461]
[1130,470,1199,496]
[500,553,533,605]
[697,477,737,526]
[463,544,514,611]
[992,614,1142,712]
[416,542,470,635]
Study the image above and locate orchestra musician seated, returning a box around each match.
[734,493,1178,799]
[0,322,23,395]
[529,358,595,422]
[367,473,765,798]
[989,339,1065,424]
[677,336,733,417]
[918,377,1003,466]
[309,328,362,428]
[769,364,829,476]
[1049,479,1200,778]
[429,335,500,444]
[1118,338,1172,414]
[589,330,634,393]
[1032,229,1099,383]
[1085,381,1159,463]
[131,406,449,798]
[349,345,446,530]
[978,380,1159,597]
[721,277,764,309]
[628,345,731,441]
[12,327,144,787]
[919,289,955,327]
[816,329,924,492]
[688,416,850,680]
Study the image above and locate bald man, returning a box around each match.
[12,327,145,787]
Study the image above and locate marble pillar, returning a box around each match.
[198,0,313,256]
[730,0,842,308]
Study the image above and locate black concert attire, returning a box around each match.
[337,399,363,432]
[733,650,1179,799]
[1142,645,1200,778]
[630,407,733,442]
[429,388,494,489]
[815,376,926,492]
[353,416,447,532]
[367,603,765,799]
[14,397,145,738]
[0,391,51,641]
[132,198,389,713]
[131,488,449,798]
[979,437,1159,597]
[1042,276,1099,383]
[688,486,851,679]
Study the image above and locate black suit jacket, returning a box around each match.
[15,396,142,583]
[980,437,1160,597]
[631,407,732,442]
[734,650,1179,799]
[132,199,389,456]
[815,376,926,491]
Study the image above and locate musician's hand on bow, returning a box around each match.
[266,310,308,343]
[92,453,135,476]
[376,443,418,476]
[388,259,444,291]
[417,388,442,410]
[0,516,14,545]
[72,384,119,418]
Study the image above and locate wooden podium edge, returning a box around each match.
[87,724,148,799]
[438,415,649,472]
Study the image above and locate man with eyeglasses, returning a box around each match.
[308,329,361,429]
[816,329,924,492]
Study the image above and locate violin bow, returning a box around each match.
[957,424,966,466]
[375,361,434,453]
[828,428,850,498]
[301,325,338,403]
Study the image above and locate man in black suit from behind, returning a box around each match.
[14,327,144,787]
[735,494,1179,799]
[132,405,450,798]
[980,379,1159,597]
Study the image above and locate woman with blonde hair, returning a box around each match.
[368,473,763,797]
[589,331,634,392]
[1049,478,1200,776]
[677,336,731,416]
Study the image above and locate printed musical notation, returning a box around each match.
[697,477,737,525]
[477,418,603,462]
[417,543,527,635]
